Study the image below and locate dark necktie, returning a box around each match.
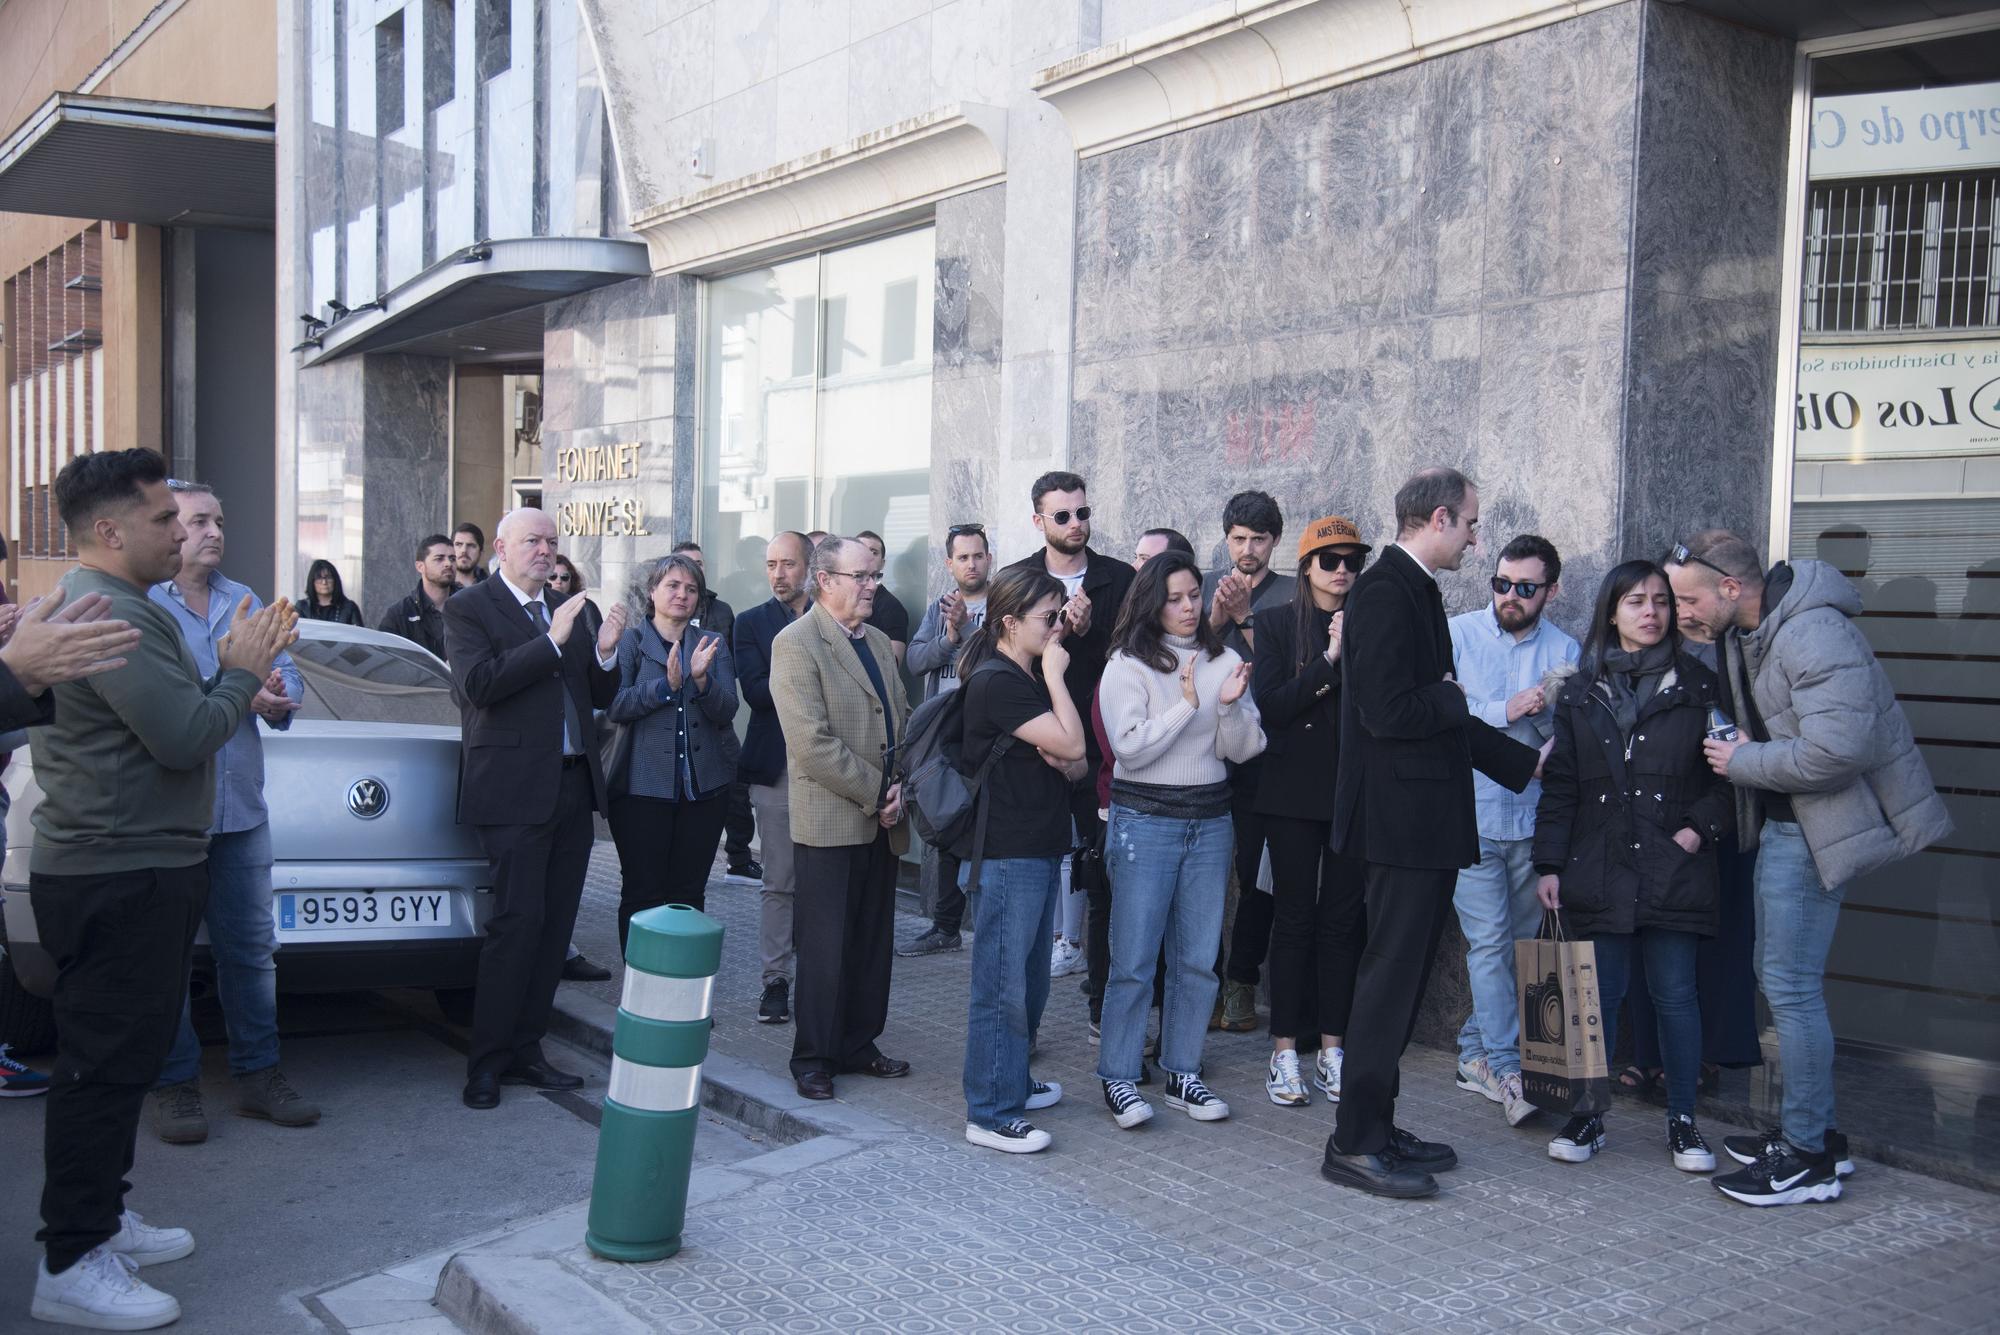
[528,600,586,757]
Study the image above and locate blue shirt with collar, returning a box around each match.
[1448,604,1580,843]
[149,570,304,835]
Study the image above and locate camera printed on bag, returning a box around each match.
[1523,968,1601,1059]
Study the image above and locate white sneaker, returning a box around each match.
[1315,1047,1343,1102]
[32,1246,180,1330]
[104,1211,194,1267]
[966,1119,1052,1154]
[1456,1057,1504,1103]
[1026,1079,1062,1111]
[1266,1051,1309,1107]
[1498,1071,1536,1127]
[1048,938,1086,979]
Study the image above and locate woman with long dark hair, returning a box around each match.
[1254,516,1371,1108]
[1095,550,1264,1129]
[548,553,603,643]
[954,566,1087,1155]
[606,553,739,947]
[1532,559,1732,1173]
[296,559,363,625]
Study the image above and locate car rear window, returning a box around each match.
[290,635,459,726]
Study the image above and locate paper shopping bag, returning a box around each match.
[1516,915,1611,1115]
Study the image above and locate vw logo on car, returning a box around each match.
[346,776,389,820]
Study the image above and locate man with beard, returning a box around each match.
[1203,491,1296,1033]
[1445,534,1576,1128]
[377,534,456,662]
[451,522,489,588]
[898,522,995,956]
[733,531,815,1024]
[1002,472,1135,1033]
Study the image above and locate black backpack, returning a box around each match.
[901,682,1013,889]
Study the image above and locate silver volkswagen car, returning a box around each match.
[1,620,492,1048]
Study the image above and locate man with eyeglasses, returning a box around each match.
[1666,529,1949,1208]
[899,522,995,956]
[1002,471,1136,1034]
[1444,533,1577,1128]
[769,537,913,1100]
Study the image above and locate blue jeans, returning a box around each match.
[159,824,278,1084]
[1451,835,1542,1077]
[1753,820,1843,1154]
[1592,928,1702,1116]
[1097,808,1232,1084]
[963,856,1060,1129]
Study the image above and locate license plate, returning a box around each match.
[279,891,451,932]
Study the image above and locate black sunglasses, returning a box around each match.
[1313,549,1366,573]
[1040,506,1091,526]
[947,523,986,537]
[1666,542,1732,581]
[1490,576,1546,598]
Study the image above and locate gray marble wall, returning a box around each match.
[930,183,1008,597]
[540,273,688,613]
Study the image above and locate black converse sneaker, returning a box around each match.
[1714,1140,1842,1207]
[1026,1079,1062,1111]
[1549,1113,1606,1162]
[965,1119,1052,1154]
[1102,1079,1154,1129]
[1164,1072,1230,1122]
[1668,1113,1716,1172]
[1723,1126,1854,1178]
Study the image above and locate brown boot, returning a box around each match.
[1218,980,1260,1033]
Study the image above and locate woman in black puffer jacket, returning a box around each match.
[1532,559,1732,1176]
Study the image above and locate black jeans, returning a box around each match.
[1075,785,1110,1008]
[470,764,595,1081]
[791,832,897,1079]
[35,863,208,1273]
[608,791,730,949]
[930,846,965,936]
[1328,863,1455,1157]
[1264,816,1368,1041]
[1219,780,1273,985]
[722,779,756,870]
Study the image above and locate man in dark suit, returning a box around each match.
[443,507,626,1110]
[1322,468,1541,1199]
[1001,471,1135,1025]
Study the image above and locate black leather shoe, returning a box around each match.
[851,1055,911,1079]
[500,1061,584,1091]
[562,954,613,982]
[1320,1148,1438,1199]
[462,1074,500,1110]
[1387,1125,1459,1172]
[796,1071,835,1100]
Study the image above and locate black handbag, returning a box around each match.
[597,713,632,795]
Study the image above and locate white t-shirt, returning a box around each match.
[935,600,987,693]
[1057,571,1086,598]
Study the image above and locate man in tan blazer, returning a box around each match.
[770,536,913,1100]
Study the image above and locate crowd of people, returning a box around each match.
[0,446,1954,1330]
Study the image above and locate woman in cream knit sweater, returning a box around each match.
[1095,550,1266,1129]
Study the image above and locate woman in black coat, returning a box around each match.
[296,559,364,625]
[1252,518,1370,1110]
[1532,559,1732,1175]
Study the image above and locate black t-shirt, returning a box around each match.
[962,657,1072,860]
[868,587,911,643]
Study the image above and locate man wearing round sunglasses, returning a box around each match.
[1445,535,1578,1129]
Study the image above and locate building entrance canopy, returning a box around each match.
[0,93,274,229]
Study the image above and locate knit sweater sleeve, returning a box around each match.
[1099,653,1196,772]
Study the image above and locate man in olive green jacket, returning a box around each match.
[26,449,292,1334]
[770,537,911,1102]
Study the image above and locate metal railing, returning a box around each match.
[1804,171,1999,333]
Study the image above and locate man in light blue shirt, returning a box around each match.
[147,481,316,1143]
[1446,534,1578,1126]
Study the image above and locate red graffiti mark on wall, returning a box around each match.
[1224,395,1318,467]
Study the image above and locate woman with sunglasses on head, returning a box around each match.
[954,567,1088,1154]
[1532,560,1732,1172]
[1254,517,1372,1108]
[606,553,740,948]
[1096,551,1265,1129]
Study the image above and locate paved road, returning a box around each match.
[0,987,762,1334]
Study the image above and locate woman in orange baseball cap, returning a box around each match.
[1253,515,1373,1110]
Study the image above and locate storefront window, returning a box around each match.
[697,228,935,623]
[1786,46,1999,1087]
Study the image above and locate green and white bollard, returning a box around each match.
[584,903,723,1262]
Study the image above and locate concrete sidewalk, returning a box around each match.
[435,848,1995,1332]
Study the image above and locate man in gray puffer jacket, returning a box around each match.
[1667,530,1950,1209]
